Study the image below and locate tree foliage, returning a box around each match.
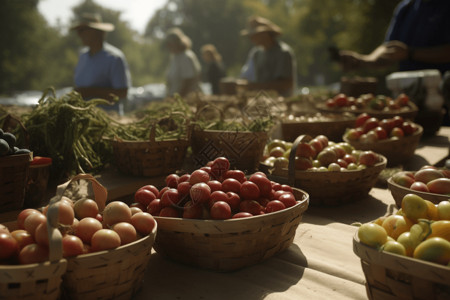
[0,0,402,95]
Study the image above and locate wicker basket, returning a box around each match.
[261,135,387,206]
[387,176,449,207]
[281,114,356,142]
[0,195,67,300]
[316,100,419,121]
[153,188,309,272]
[343,124,423,167]
[50,174,157,300]
[111,118,190,177]
[0,152,32,212]
[353,233,450,300]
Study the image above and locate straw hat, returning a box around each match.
[71,13,114,32]
[240,16,282,36]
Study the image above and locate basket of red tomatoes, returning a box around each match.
[132,157,309,272]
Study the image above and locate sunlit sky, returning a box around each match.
[38,0,167,34]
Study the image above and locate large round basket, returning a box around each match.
[281,114,356,142]
[0,198,67,300]
[316,101,418,121]
[387,176,449,207]
[0,152,32,211]
[111,120,190,177]
[353,233,450,300]
[343,124,423,167]
[191,129,268,173]
[50,174,157,300]
[152,188,309,272]
[262,135,387,206]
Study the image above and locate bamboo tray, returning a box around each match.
[153,188,309,272]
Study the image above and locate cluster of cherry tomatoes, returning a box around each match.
[132,157,300,220]
[0,197,156,265]
[326,93,411,111]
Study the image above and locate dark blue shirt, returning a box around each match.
[385,0,450,74]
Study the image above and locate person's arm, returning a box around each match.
[408,44,450,64]
[74,87,128,101]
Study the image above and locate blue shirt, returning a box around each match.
[385,0,450,74]
[74,42,132,93]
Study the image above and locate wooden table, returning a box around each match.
[0,126,449,300]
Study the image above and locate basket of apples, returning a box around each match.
[260,134,387,206]
[0,174,158,300]
[316,93,418,120]
[343,113,423,166]
[388,165,450,207]
[133,157,309,272]
[353,193,450,300]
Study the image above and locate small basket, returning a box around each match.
[50,174,157,300]
[111,117,190,177]
[0,193,67,300]
[281,114,356,142]
[316,100,419,121]
[24,157,52,208]
[153,188,309,272]
[261,135,387,206]
[0,152,32,211]
[353,233,450,300]
[387,176,449,207]
[343,125,423,167]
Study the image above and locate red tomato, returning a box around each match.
[334,93,348,107]
[210,201,232,220]
[373,127,388,140]
[210,190,228,206]
[134,189,156,207]
[248,174,272,198]
[34,222,50,246]
[160,188,180,207]
[139,184,160,197]
[295,143,316,158]
[24,213,46,238]
[232,212,253,219]
[224,192,241,212]
[18,243,48,264]
[147,199,162,216]
[207,180,222,192]
[0,224,9,235]
[159,206,181,218]
[112,222,137,245]
[239,200,263,215]
[362,117,380,133]
[91,229,121,252]
[177,181,192,197]
[158,186,170,199]
[278,193,297,208]
[189,169,210,185]
[10,229,34,250]
[165,174,180,188]
[0,233,19,260]
[358,151,378,167]
[210,157,230,180]
[355,113,371,128]
[392,116,404,128]
[221,178,241,194]
[240,181,261,200]
[74,198,99,219]
[178,174,190,183]
[183,201,203,219]
[17,209,40,230]
[190,182,211,204]
[223,170,247,183]
[62,235,84,257]
[266,200,286,213]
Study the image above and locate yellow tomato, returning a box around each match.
[382,215,414,240]
[427,220,450,242]
[425,200,439,221]
[397,231,421,257]
[358,223,388,249]
[413,237,450,265]
[401,194,428,221]
[382,241,406,256]
[437,200,450,220]
[373,216,387,226]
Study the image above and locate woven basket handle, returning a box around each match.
[193,103,225,125]
[45,201,63,262]
[149,111,191,142]
[288,134,313,186]
[50,173,108,211]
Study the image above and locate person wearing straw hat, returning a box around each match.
[164,27,202,98]
[71,13,131,114]
[240,16,297,97]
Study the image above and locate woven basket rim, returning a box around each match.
[0,258,67,271]
[387,176,449,202]
[353,232,450,284]
[343,124,423,147]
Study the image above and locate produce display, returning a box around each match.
[133,157,300,220]
[324,92,412,112]
[0,197,156,265]
[391,166,450,195]
[356,193,450,266]
[262,135,383,172]
[0,129,30,156]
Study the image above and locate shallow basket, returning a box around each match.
[261,135,387,206]
[153,188,309,272]
[353,233,450,300]
[0,196,67,300]
[316,100,418,121]
[111,120,190,177]
[343,124,423,167]
[0,152,32,211]
[281,114,356,142]
[387,176,449,207]
[50,174,157,300]
[191,129,268,173]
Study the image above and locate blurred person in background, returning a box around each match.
[239,16,297,97]
[165,28,202,98]
[201,44,226,95]
[71,13,132,115]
